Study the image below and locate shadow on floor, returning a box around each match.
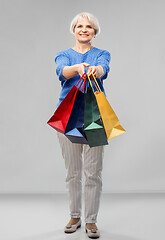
[16,228,143,240]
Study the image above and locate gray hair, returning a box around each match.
[69,12,100,36]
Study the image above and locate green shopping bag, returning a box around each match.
[84,78,108,147]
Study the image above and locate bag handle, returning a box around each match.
[76,72,86,87]
[87,74,95,93]
[76,72,87,93]
[87,72,101,93]
[81,73,87,93]
[91,72,102,92]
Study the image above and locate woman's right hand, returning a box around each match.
[76,63,90,77]
[62,63,90,80]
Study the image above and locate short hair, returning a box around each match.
[69,12,100,36]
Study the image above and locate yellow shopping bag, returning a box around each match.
[87,73,126,140]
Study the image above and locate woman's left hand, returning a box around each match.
[87,65,104,79]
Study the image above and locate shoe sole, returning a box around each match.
[85,228,100,239]
[64,224,81,233]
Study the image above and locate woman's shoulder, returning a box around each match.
[54,49,71,63]
[55,48,70,56]
[94,47,111,55]
[93,47,111,62]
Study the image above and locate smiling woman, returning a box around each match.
[54,12,111,239]
[70,12,100,36]
[70,13,99,55]
[71,17,96,54]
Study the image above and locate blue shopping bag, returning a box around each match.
[65,74,88,144]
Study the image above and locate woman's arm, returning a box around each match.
[62,63,90,79]
[95,50,111,80]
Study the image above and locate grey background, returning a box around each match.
[0,0,165,194]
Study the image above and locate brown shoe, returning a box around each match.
[64,218,81,233]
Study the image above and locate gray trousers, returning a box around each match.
[57,132,104,223]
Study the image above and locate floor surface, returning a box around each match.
[0,193,165,240]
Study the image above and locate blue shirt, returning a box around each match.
[55,47,111,108]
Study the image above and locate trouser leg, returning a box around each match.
[57,132,83,218]
[83,144,104,223]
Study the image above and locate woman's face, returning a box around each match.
[73,17,95,43]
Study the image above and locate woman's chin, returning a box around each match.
[77,39,92,43]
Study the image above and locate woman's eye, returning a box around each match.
[77,25,92,28]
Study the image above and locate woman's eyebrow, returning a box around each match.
[77,24,92,27]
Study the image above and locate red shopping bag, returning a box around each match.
[47,73,87,133]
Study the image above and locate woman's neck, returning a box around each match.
[72,42,94,54]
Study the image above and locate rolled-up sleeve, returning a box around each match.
[95,50,111,80]
[55,51,70,81]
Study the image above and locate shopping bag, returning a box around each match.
[84,78,108,147]
[87,73,126,140]
[65,74,88,144]
[47,73,86,133]
[65,95,88,144]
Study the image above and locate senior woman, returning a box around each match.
[55,12,111,238]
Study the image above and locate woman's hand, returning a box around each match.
[76,63,90,77]
[62,63,90,80]
[87,65,104,79]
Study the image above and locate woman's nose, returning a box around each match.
[82,27,87,32]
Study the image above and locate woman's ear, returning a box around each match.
[73,25,76,33]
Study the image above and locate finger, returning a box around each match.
[81,65,86,73]
[89,67,97,76]
[87,68,92,75]
[88,68,95,76]
[93,69,97,76]
[83,63,90,67]
[81,72,85,77]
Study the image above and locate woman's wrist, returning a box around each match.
[62,64,79,79]
[96,65,104,78]
[74,64,80,75]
